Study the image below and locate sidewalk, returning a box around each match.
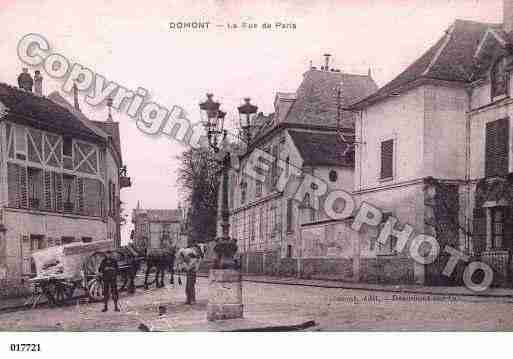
[216,273,513,299]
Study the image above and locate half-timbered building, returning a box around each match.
[0,70,130,294]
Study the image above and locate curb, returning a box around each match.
[197,274,513,300]
[139,319,317,332]
[229,320,317,332]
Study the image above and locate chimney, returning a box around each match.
[323,53,331,71]
[368,67,372,77]
[504,0,513,33]
[17,68,33,92]
[72,82,80,111]
[34,70,43,96]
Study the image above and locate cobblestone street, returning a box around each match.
[2,277,513,331]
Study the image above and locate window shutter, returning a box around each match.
[7,163,19,208]
[486,118,509,177]
[271,145,278,186]
[44,171,52,210]
[286,199,293,232]
[53,172,62,212]
[99,181,105,217]
[380,139,394,179]
[19,166,28,208]
[77,177,84,214]
[108,180,113,216]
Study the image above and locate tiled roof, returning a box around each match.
[350,19,502,109]
[146,209,182,222]
[0,83,104,141]
[286,70,377,128]
[288,130,354,167]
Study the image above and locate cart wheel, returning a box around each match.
[87,278,104,302]
[44,280,68,306]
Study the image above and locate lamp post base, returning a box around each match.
[207,269,243,321]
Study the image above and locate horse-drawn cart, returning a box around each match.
[27,240,144,307]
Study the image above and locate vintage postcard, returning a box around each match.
[0,0,512,354]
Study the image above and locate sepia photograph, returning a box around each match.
[1,0,513,356]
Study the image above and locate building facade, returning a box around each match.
[0,70,130,295]
[347,0,513,286]
[224,58,377,278]
[131,203,187,250]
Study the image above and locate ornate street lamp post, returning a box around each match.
[199,93,257,321]
[238,97,258,144]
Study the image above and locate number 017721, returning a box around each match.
[9,344,41,352]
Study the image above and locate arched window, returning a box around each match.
[491,57,509,99]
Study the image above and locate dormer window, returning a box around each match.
[491,57,509,99]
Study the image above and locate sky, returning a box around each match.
[0,0,504,242]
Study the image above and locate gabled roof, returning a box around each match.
[0,83,104,142]
[249,68,377,146]
[47,91,109,138]
[350,19,502,109]
[288,130,353,167]
[286,69,377,128]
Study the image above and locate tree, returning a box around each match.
[176,146,221,244]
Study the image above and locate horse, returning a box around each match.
[175,244,205,271]
[143,246,177,289]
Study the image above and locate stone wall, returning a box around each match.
[360,256,415,284]
[240,250,414,284]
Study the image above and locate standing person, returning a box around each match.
[98,250,120,312]
[185,264,197,305]
[180,248,200,305]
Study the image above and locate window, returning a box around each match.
[14,125,26,160]
[485,118,509,177]
[82,237,92,243]
[63,137,73,157]
[241,181,247,205]
[259,207,264,241]
[271,145,278,187]
[491,207,507,249]
[62,174,75,212]
[286,199,294,233]
[250,213,255,241]
[329,169,338,182]
[380,139,394,179]
[27,167,42,209]
[229,173,235,209]
[270,205,277,236]
[286,244,293,258]
[491,57,509,99]
[255,180,262,198]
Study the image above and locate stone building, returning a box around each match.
[131,202,187,249]
[346,0,513,286]
[0,70,130,294]
[225,56,377,277]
